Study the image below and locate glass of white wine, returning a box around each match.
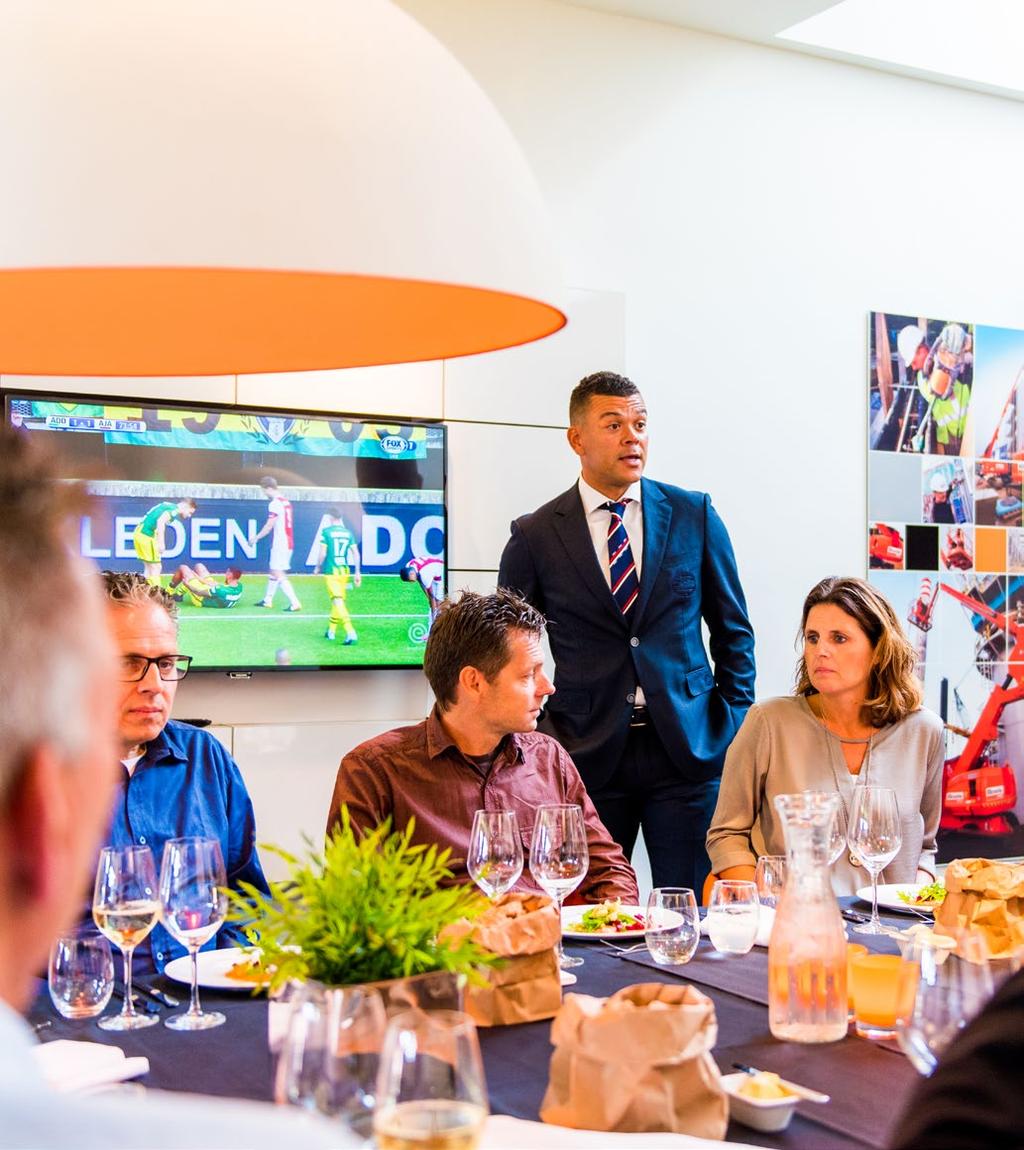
[467,810,523,901]
[374,1009,488,1150]
[92,844,161,1031]
[528,804,588,970]
[159,836,227,1031]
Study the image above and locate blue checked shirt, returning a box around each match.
[101,720,270,974]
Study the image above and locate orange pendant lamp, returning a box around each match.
[0,1,565,376]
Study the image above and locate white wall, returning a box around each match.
[10,0,1024,870]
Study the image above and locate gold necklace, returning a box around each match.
[811,696,874,869]
[813,695,873,744]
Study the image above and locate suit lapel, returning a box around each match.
[552,485,627,628]
[633,478,671,628]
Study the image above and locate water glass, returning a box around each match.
[848,786,902,935]
[374,1009,488,1150]
[895,938,994,1074]
[529,804,588,970]
[706,880,760,955]
[159,836,227,1030]
[48,930,115,1020]
[645,887,700,965]
[276,982,387,1142]
[754,855,787,908]
[467,810,523,901]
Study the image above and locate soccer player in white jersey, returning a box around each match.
[252,476,302,611]
[400,555,445,629]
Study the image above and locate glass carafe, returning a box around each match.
[768,791,848,1043]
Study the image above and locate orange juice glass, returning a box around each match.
[851,954,903,1039]
[846,944,868,1020]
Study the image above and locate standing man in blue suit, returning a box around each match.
[498,372,755,890]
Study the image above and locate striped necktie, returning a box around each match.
[603,500,639,614]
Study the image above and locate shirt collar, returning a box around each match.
[577,475,642,515]
[424,707,525,766]
[136,721,189,768]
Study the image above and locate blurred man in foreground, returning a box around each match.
[0,427,346,1149]
[327,589,638,902]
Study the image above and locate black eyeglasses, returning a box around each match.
[118,655,193,682]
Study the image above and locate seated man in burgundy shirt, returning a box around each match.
[327,589,638,902]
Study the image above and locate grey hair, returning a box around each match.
[0,429,108,807]
[102,571,179,623]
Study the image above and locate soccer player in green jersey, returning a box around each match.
[313,507,361,643]
[168,563,243,608]
[132,498,196,586]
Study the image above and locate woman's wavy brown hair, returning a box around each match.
[794,576,923,726]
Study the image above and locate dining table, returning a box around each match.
[27,901,925,1149]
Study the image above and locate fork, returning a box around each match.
[598,938,649,955]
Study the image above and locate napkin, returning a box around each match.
[32,1039,150,1094]
[481,1115,760,1149]
[700,905,775,948]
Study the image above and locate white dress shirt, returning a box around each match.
[577,476,646,706]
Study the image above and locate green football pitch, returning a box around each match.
[171,574,430,669]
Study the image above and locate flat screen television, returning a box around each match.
[3,391,446,671]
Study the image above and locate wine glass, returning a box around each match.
[92,844,161,1031]
[276,982,387,1142]
[467,810,523,901]
[754,855,788,909]
[847,786,902,935]
[159,836,227,1030]
[706,880,760,955]
[374,1009,488,1150]
[528,804,588,970]
[48,929,115,1020]
[896,937,994,1074]
[645,887,700,965]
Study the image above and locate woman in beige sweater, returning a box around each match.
[706,577,944,895]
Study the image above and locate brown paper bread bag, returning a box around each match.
[935,857,1024,958]
[540,983,728,1139]
[443,893,562,1027]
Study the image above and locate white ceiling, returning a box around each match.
[560,0,1024,103]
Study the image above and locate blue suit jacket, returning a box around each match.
[497,478,756,789]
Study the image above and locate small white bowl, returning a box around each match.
[721,1072,799,1133]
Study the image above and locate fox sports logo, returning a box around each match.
[380,436,415,455]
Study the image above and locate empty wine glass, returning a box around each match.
[276,982,387,1143]
[159,836,227,1030]
[92,844,161,1031]
[374,1010,488,1150]
[645,887,700,965]
[896,937,994,1075]
[706,880,760,955]
[754,855,788,908]
[48,929,115,1020]
[467,810,523,901]
[529,804,588,970]
[847,786,902,935]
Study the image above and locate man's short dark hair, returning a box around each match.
[569,371,641,426]
[225,567,243,581]
[179,498,197,510]
[424,589,546,712]
[260,476,278,490]
[102,571,179,620]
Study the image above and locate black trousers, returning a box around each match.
[588,720,720,893]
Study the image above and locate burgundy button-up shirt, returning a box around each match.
[327,708,638,903]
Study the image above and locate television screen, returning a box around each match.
[4,392,446,671]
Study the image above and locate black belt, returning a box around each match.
[629,706,649,728]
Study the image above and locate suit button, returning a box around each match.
[630,637,640,648]
[626,692,635,704]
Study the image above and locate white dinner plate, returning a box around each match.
[163,946,267,991]
[561,904,656,939]
[855,884,942,914]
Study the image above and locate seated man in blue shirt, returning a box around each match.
[100,572,270,973]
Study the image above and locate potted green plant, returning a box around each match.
[226,809,496,1008]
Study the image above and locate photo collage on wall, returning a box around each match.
[868,311,1024,862]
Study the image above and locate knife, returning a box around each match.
[732,1062,830,1104]
[135,983,181,1009]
